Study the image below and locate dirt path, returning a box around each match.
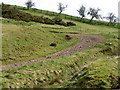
[1,34,105,70]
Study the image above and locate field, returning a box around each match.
[2,19,79,65]
[1,5,120,88]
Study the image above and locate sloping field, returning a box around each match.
[2,19,78,65]
[2,34,105,70]
[1,5,119,88]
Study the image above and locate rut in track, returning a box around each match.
[1,34,105,70]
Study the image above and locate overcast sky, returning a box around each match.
[1,0,120,21]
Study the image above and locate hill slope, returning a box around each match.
[1,4,119,88]
[2,18,78,65]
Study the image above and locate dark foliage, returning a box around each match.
[66,22,76,26]
[2,4,119,28]
[49,43,57,47]
[2,4,32,22]
[31,16,44,23]
[65,35,72,40]
[2,4,55,25]
[2,4,75,26]
[43,18,55,25]
[52,17,76,26]
[52,16,67,26]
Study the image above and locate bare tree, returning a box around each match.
[105,13,116,24]
[58,2,67,14]
[87,8,101,22]
[77,5,86,21]
[25,0,35,9]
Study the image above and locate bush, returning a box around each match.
[2,4,76,26]
[52,16,62,22]
[49,43,57,47]
[32,16,44,23]
[2,4,54,25]
[52,17,76,26]
[44,18,55,25]
[65,35,72,40]
[66,22,76,26]
[2,4,32,22]
[57,21,67,26]
[52,17,67,26]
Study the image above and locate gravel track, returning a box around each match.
[1,34,105,70]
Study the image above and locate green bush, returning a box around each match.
[52,16,62,22]
[2,4,32,22]
[2,4,54,25]
[44,18,55,25]
[66,22,76,26]
[32,16,44,23]
[52,17,76,26]
[52,17,67,26]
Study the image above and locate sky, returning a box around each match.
[1,0,120,21]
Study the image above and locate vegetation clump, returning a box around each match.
[2,4,76,26]
[52,16,67,26]
[49,43,57,47]
[2,4,54,25]
[52,16,76,26]
[65,35,72,40]
[2,4,32,22]
[66,22,76,26]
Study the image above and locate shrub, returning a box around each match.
[65,35,72,40]
[52,16,62,22]
[2,4,32,22]
[57,21,67,26]
[49,43,57,47]
[44,18,55,25]
[2,4,77,26]
[32,16,44,23]
[66,22,76,26]
[52,17,67,26]
[2,4,55,25]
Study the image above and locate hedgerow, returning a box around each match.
[52,16,76,26]
[2,4,54,25]
[2,4,76,26]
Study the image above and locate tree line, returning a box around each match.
[23,0,120,24]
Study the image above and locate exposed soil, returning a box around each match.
[1,34,105,70]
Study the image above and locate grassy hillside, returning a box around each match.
[2,4,76,26]
[11,5,120,29]
[1,4,119,88]
[2,18,78,65]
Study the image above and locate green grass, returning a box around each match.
[1,5,119,88]
[65,56,119,88]
[2,46,119,88]
[11,5,120,29]
[2,18,79,65]
[2,19,119,88]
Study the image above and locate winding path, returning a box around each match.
[1,34,105,70]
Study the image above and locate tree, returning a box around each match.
[105,13,116,24]
[77,5,86,21]
[87,8,101,22]
[25,0,35,9]
[58,2,67,14]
